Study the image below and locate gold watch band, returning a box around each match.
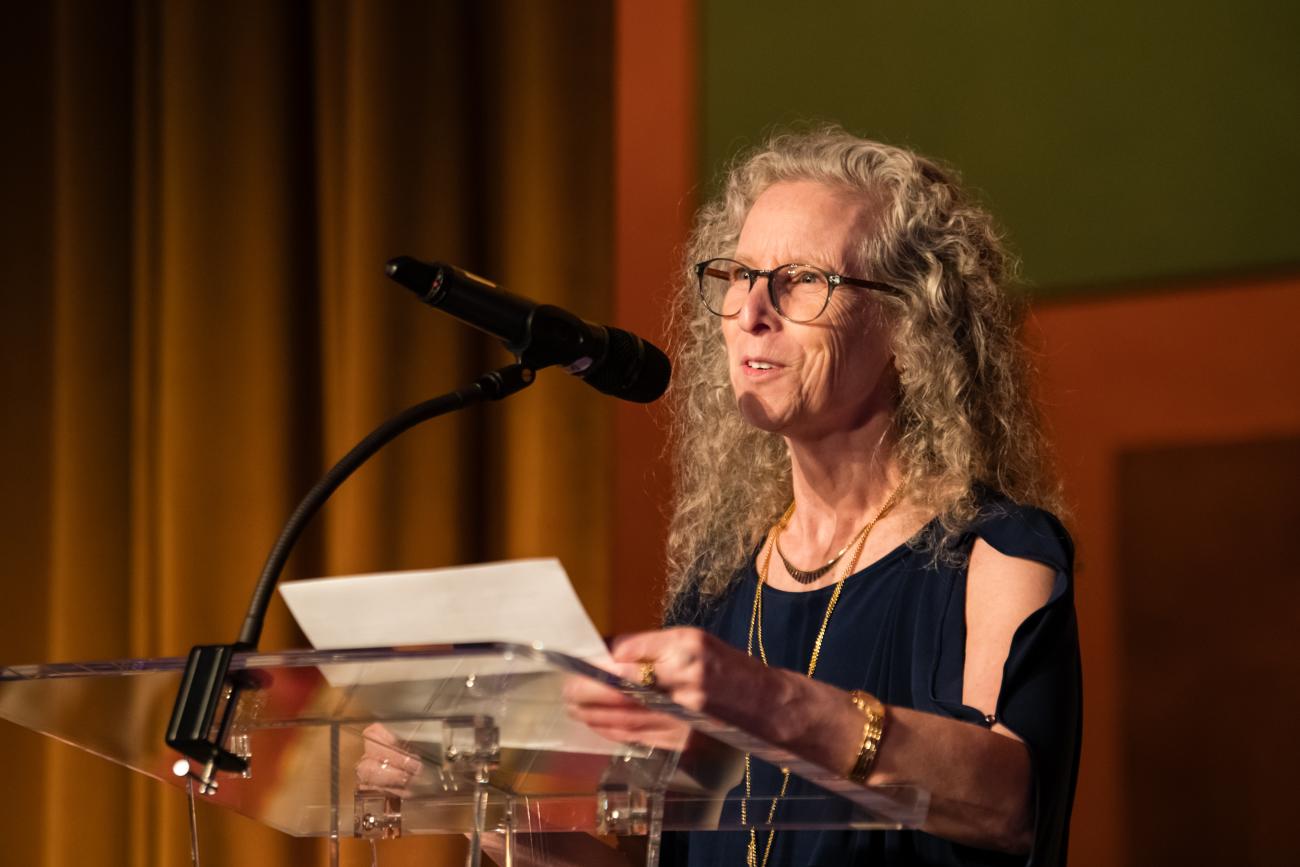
[847,690,887,784]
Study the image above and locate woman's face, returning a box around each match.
[722,180,896,440]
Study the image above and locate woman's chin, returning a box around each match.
[736,393,799,434]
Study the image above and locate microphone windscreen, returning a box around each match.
[583,327,671,403]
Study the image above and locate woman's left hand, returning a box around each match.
[565,627,784,748]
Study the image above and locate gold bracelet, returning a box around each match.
[847,690,887,784]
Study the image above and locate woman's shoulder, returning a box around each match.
[963,491,1074,574]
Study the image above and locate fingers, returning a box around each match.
[569,703,672,734]
[355,753,421,794]
[566,628,744,749]
[569,705,691,751]
[607,628,713,707]
[562,673,641,707]
[609,628,698,663]
[607,627,768,722]
[611,628,709,673]
[563,663,692,751]
[356,726,424,794]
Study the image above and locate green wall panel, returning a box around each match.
[700,0,1300,294]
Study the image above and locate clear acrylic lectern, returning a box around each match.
[0,642,928,866]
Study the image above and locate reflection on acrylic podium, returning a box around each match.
[0,643,928,866]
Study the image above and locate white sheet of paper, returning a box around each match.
[279,557,611,660]
[279,558,623,754]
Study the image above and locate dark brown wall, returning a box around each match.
[1118,438,1300,867]
[1032,275,1300,864]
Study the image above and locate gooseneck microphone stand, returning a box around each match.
[166,254,603,793]
[164,362,534,792]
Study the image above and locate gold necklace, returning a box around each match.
[772,502,861,584]
[741,484,904,867]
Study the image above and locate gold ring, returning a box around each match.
[639,660,657,688]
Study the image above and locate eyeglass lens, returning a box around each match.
[699,258,831,323]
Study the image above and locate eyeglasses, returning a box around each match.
[695,258,901,324]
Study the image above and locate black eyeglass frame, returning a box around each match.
[694,257,903,323]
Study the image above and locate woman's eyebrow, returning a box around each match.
[731,252,846,271]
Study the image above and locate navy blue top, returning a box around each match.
[663,498,1082,867]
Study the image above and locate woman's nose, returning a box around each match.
[736,275,780,333]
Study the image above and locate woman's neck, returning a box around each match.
[783,412,903,553]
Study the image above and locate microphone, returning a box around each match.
[385,256,671,404]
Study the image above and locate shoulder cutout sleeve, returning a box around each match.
[937,503,1083,866]
[986,506,1081,866]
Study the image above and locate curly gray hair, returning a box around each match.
[664,125,1061,609]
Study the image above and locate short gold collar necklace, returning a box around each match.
[774,492,897,584]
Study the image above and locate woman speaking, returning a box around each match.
[570,126,1082,866]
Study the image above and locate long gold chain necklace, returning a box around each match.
[741,484,904,867]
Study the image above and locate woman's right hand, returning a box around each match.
[354,722,424,796]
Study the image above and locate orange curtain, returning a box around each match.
[0,1,614,865]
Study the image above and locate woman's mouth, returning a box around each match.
[741,358,783,378]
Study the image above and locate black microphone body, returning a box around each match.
[385,256,670,403]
